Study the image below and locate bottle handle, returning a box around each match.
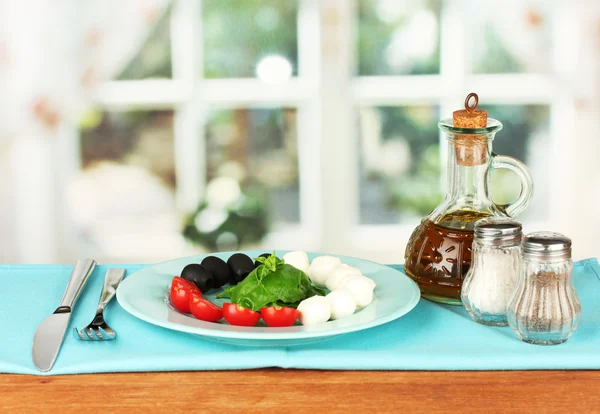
[491,154,534,218]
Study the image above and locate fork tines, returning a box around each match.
[73,326,116,341]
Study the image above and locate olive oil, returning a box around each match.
[404,96,534,305]
[404,210,493,305]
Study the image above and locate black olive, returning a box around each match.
[227,253,254,285]
[181,264,214,293]
[254,253,271,268]
[200,256,231,288]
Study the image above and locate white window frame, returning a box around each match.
[57,0,590,264]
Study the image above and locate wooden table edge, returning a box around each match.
[2,369,600,413]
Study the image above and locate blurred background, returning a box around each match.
[0,0,599,264]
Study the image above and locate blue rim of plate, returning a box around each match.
[116,251,421,341]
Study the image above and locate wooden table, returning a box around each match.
[2,370,599,413]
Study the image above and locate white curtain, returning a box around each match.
[0,0,169,262]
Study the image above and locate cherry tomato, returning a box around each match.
[189,291,223,322]
[260,306,300,327]
[223,303,261,326]
[170,276,201,313]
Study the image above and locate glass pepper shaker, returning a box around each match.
[507,232,581,345]
[461,217,522,326]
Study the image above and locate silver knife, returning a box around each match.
[32,259,97,372]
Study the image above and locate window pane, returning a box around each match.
[202,0,298,79]
[73,110,183,263]
[481,105,551,221]
[205,108,300,225]
[80,110,176,188]
[470,1,552,74]
[117,7,172,80]
[359,105,442,224]
[358,0,441,76]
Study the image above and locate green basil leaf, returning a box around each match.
[215,285,235,299]
[226,252,326,311]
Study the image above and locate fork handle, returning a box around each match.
[58,259,97,310]
[96,268,125,314]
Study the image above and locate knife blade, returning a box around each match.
[32,259,96,372]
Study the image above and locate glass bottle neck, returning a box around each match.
[447,155,490,203]
[428,136,499,228]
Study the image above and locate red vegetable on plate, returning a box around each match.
[189,291,223,322]
[170,276,201,313]
[260,306,300,327]
[223,303,261,326]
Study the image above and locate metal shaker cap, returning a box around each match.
[474,217,522,246]
[522,231,572,262]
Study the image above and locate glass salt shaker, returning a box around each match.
[461,217,522,326]
[507,232,581,345]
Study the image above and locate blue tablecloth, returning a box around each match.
[1,259,599,375]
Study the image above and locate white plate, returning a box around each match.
[116,251,420,346]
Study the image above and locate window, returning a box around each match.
[81,110,176,190]
[203,0,298,78]
[358,105,442,225]
[358,0,441,76]
[204,107,300,225]
[470,1,552,74]
[117,7,173,80]
[61,0,590,264]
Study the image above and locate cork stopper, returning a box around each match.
[453,93,488,128]
[452,93,488,166]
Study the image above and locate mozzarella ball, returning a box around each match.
[297,296,331,325]
[326,290,357,320]
[307,256,342,287]
[343,276,376,307]
[282,251,310,273]
[334,273,362,291]
[337,274,376,290]
[359,275,376,289]
[326,265,362,291]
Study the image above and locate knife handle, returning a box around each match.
[57,259,97,311]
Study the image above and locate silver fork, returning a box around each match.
[74,268,125,341]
